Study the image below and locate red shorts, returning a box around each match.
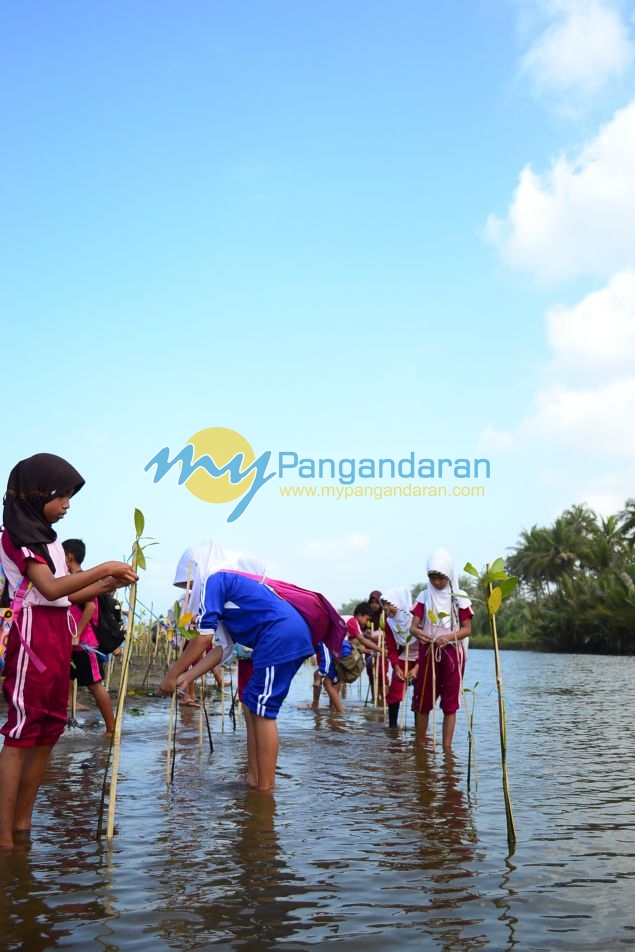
[237,658,253,702]
[411,642,465,716]
[1,606,73,747]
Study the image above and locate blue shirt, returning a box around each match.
[200,572,314,666]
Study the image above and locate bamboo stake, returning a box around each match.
[488,579,517,851]
[166,563,192,783]
[464,680,479,792]
[198,674,205,753]
[166,689,178,784]
[228,665,236,731]
[431,642,437,753]
[373,636,380,706]
[401,639,410,731]
[104,548,139,840]
[380,633,387,721]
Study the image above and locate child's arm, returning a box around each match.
[25,559,138,603]
[434,618,472,647]
[176,645,224,691]
[410,605,431,644]
[356,632,381,653]
[158,633,215,694]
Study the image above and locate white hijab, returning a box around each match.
[382,586,413,647]
[415,548,471,640]
[173,540,267,620]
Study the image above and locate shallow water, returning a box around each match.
[1,651,634,950]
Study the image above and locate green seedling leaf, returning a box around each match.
[499,576,519,598]
[438,611,449,618]
[428,610,438,624]
[134,508,145,538]
[172,600,181,625]
[463,562,480,578]
[487,587,503,615]
[490,556,505,575]
[135,542,146,571]
[486,571,508,583]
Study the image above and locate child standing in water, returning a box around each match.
[410,549,473,749]
[382,587,418,728]
[63,538,117,736]
[160,569,314,792]
[0,453,137,850]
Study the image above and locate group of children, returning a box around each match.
[310,553,473,750]
[0,451,472,852]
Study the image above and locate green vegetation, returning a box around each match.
[341,499,635,654]
[506,500,635,654]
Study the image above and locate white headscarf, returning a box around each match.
[173,540,267,620]
[415,548,471,640]
[381,586,413,648]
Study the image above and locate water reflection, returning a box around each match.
[2,655,635,949]
[146,789,311,951]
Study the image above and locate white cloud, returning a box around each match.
[519,376,635,456]
[519,0,633,98]
[485,100,635,282]
[482,270,635,459]
[546,270,635,378]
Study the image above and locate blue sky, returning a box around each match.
[2,0,635,615]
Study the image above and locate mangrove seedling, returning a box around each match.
[464,557,518,852]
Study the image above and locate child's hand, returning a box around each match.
[412,628,431,644]
[158,673,178,695]
[176,673,192,691]
[106,562,139,587]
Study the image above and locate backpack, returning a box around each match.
[94,592,126,654]
[333,641,366,684]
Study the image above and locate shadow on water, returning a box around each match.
[2,654,635,949]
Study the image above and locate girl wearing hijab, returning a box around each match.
[382,586,418,728]
[160,542,346,791]
[172,540,267,705]
[0,453,137,850]
[410,549,473,749]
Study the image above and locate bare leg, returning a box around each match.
[242,708,259,788]
[89,682,115,735]
[415,712,430,746]
[442,713,456,749]
[0,744,54,848]
[0,746,25,848]
[251,714,279,792]
[311,670,321,708]
[323,677,344,713]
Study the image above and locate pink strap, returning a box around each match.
[11,576,47,674]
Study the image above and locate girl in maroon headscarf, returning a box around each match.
[0,453,137,850]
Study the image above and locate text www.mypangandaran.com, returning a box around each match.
[278,484,485,500]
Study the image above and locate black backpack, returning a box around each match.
[94,592,126,654]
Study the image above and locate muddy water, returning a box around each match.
[1,651,634,950]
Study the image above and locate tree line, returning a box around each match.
[340,500,635,654]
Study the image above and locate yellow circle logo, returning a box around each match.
[183,427,256,504]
